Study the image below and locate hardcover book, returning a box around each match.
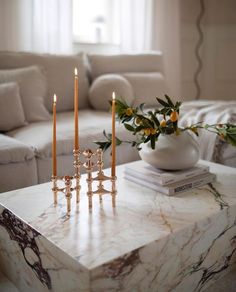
[125,160,210,186]
[124,172,216,196]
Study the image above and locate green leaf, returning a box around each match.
[156,97,170,107]
[165,127,175,135]
[124,123,135,132]
[148,111,160,126]
[115,137,122,146]
[138,103,145,113]
[226,134,236,147]
[144,136,151,143]
[134,125,145,133]
[165,94,174,107]
[227,127,236,134]
[174,101,182,111]
[94,141,111,152]
[150,135,156,149]
[103,130,111,141]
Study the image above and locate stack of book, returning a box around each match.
[124,160,216,196]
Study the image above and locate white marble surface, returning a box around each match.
[0,271,19,292]
[0,160,236,291]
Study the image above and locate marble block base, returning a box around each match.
[0,160,236,291]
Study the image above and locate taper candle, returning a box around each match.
[52,94,57,177]
[74,68,79,150]
[111,92,116,177]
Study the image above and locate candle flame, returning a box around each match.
[53,94,57,103]
[74,67,78,76]
[112,92,116,100]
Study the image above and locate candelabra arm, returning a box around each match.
[73,149,81,204]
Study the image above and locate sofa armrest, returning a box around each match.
[0,134,35,164]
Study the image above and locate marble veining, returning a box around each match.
[0,208,51,289]
[186,219,236,291]
[202,183,229,209]
[0,160,235,291]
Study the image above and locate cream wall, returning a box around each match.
[180,0,236,100]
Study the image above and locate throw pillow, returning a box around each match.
[0,52,90,112]
[87,52,164,80]
[89,74,134,111]
[123,72,168,107]
[0,82,27,132]
[0,66,50,122]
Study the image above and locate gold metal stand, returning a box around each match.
[73,149,81,203]
[51,148,116,215]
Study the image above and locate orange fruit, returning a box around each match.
[144,128,151,136]
[160,119,166,127]
[135,117,142,125]
[125,108,133,116]
[170,111,178,122]
[150,128,157,135]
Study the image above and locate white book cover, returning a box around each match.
[124,172,216,196]
[125,160,210,186]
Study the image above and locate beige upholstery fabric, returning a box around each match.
[89,74,134,110]
[122,72,168,107]
[0,82,26,131]
[8,110,137,158]
[0,158,37,192]
[88,52,164,80]
[179,100,236,162]
[0,134,35,164]
[0,66,50,122]
[0,51,90,112]
[8,110,139,183]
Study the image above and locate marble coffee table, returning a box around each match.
[0,160,236,292]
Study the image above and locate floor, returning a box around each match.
[0,268,235,291]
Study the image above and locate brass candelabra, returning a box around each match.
[51,148,116,215]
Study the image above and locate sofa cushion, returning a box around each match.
[0,134,35,164]
[0,66,50,122]
[122,72,168,107]
[0,51,90,112]
[89,74,134,110]
[0,82,26,131]
[88,52,164,80]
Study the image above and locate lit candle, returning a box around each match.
[111,92,116,177]
[52,94,57,177]
[74,68,79,151]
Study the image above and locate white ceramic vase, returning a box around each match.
[139,131,200,170]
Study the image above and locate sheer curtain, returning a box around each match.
[119,0,181,97]
[119,0,153,53]
[0,0,72,54]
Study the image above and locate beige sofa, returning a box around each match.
[0,51,235,193]
[0,51,168,192]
